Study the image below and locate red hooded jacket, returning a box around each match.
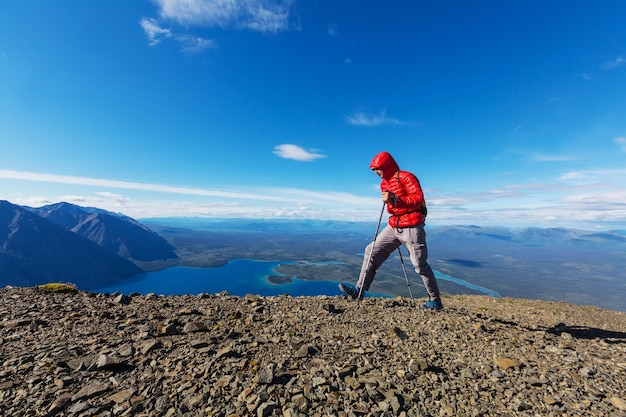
[370,151,427,228]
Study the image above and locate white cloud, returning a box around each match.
[94,191,131,204]
[558,171,593,182]
[0,169,364,208]
[140,17,216,53]
[140,18,173,46]
[425,179,626,229]
[141,1,295,52]
[327,23,338,36]
[558,168,626,183]
[345,109,407,127]
[603,56,625,70]
[177,35,217,54]
[531,153,577,162]
[615,137,626,152]
[273,144,326,161]
[0,169,382,221]
[3,169,626,229]
[562,190,626,206]
[0,170,277,201]
[153,0,295,33]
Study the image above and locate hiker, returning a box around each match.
[340,151,443,310]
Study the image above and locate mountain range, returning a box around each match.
[0,200,176,289]
[2,201,625,311]
[27,202,176,262]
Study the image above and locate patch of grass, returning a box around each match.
[37,283,78,294]
[579,305,601,312]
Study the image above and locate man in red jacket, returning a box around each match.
[340,151,443,310]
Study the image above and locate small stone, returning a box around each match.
[345,376,361,389]
[611,396,626,411]
[116,343,135,357]
[311,376,326,387]
[493,356,521,371]
[392,326,408,340]
[0,381,14,390]
[48,393,73,414]
[183,321,208,333]
[525,377,545,386]
[114,294,131,305]
[216,344,235,358]
[256,363,275,384]
[292,394,309,412]
[158,323,179,335]
[543,395,559,405]
[408,358,429,372]
[322,303,336,313]
[140,339,162,355]
[294,345,310,358]
[67,401,90,413]
[67,355,98,371]
[473,323,487,331]
[283,408,300,417]
[183,393,206,409]
[245,293,260,302]
[108,389,135,404]
[71,381,109,401]
[190,339,209,349]
[96,354,126,369]
[257,401,276,417]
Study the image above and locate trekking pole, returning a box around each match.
[358,201,386,302]
[397,247,414,300]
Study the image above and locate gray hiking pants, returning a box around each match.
[357,224,441,301]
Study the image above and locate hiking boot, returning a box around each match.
[339,283,363,300]
[420,299,443,310]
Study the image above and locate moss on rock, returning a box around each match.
[36,283,78,294]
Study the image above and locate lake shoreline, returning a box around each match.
[93,259,500,299]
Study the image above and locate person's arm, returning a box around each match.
[391,172,424,210]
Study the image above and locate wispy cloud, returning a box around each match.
[615,137,626,152]
[558,171,594,182]
[603,56,625,70]
[141,1,295,52]
[0,170,277,201]
[140,17,173,46]
[178,35,217,54]
[4,169,626,229]
[0,169,373,207]
[0,169,382,221]
[558,168,626,182]
[152,0,295,33]
[94,191,131,204]
[327,23,338,36]
[140,17,216,53]
[273,144,326,161]
[345,109,408,127]
[531,153,577,162]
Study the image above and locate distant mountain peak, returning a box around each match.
[0,201,141,289]
[26,202,177,262]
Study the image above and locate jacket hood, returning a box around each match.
[370,152,400,180]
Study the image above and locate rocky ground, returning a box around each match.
[1,286,625,417]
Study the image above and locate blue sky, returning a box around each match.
[1,1,625,230]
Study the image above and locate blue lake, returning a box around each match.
[435,271,501,298]
[93,259,500,298]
